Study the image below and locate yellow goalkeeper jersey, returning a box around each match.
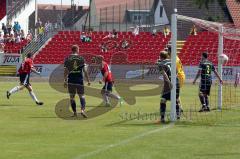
[176,56,185,87]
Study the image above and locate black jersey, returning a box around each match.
[158,59,180,97]
[64,54,86,84]
[158,59,171,80]
[198,59,215,82]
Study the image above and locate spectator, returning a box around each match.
[13,22,21,34]
[38,25,45,42]
[13,22,17,33]
[100,42,108,52]
[121,40,130,49]
[132,25,139,36]
[54,23,58,30]
[152,28,157,36]
[20,30,25,40]
[44,21,50,36]
[80,32,87,42]
[0,31,4,43]
[163,26,170,38]
[2,23,8,35]
[80,31,92,42]
[35,18,42,34]
[48,22,53,32]
[85,32,92,42]
[190,24,197,36]
[0,42,4,53]
[15,34,21,43]
[8,33,15,44]
[26,30,33,42]
[103,29,118,39]
[16,22,21,34]
[6,21,12,35]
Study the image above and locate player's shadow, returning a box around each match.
[55,98,118,120]
[29,116,58,119]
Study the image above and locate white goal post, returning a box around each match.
[170,14,228,121]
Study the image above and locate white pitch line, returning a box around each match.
[73,123,174,159]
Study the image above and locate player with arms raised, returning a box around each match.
[6,53,43,105]
[193,52,223,112]
[64,45,91,117]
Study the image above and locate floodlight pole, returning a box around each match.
[89,0,92,31]
[35,0,38,39]
[217,25,223,110]
[170,12,177,122]
[60,0,63,30]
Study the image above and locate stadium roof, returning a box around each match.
[226,0,240,27]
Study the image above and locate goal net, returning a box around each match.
[170,14,240,121]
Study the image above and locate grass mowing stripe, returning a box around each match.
[73,123,173,159]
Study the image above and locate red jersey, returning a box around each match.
[101,62,113,82]
[18,58,33,74]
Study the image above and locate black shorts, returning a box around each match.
[102,82,113,92]
[161,78,180,101]
[19,73,31,86]
[199,81,212,95]
[161,87,180,101]
[68,82,84,96]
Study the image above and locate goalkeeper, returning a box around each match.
[166,45,185,87]
[166,45,185,113]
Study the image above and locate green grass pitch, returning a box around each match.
[0,81,240,159]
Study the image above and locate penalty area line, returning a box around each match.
[73,123,173,159]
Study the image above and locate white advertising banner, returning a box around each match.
[0,54,22,66]
[30,64,240,82]
[32,64,60,77]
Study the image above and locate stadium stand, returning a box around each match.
[179,31,240,66]
[34,31,170,64]
[1,21,30,54]
[4,39,28,54]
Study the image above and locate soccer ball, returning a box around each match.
[219,54,229,65]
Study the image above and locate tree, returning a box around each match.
[194,0,226,9]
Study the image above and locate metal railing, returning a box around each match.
[7,0,31,21]
[22,30,57,57]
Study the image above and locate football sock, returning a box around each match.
[199,95,206,107]
[80,96,86,110]
[108,93,120,100]
[102,93,110,104]
[70,99,77,113]
[29,91,39,103]
[9,86,20,94]
[160,103,166,120]
[205,96,209,107]
[176,101,180,116]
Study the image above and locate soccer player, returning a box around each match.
[95,55,123,107]
[166,45,185,112]
[6,53,44,105]
[193,52,223,112]
[64,45,91,117]
[157,51,181,123]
